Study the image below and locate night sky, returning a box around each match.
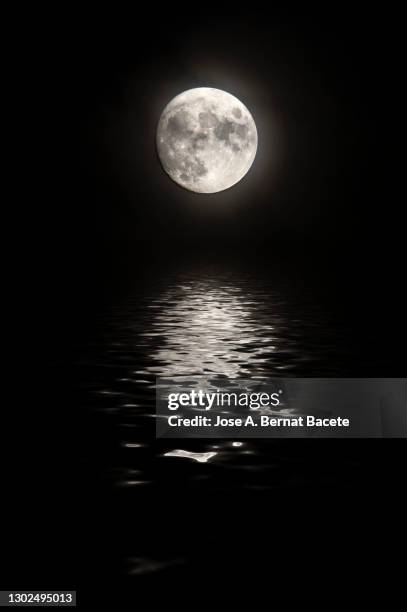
[28,6,403,368]
[40,8,400,262]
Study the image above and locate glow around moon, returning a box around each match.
[156,88,258,193]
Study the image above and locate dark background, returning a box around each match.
[5,5,406,604]
[34,6,404,345]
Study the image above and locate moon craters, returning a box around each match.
[156,88,257,193]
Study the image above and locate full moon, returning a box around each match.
[156,88,258,193]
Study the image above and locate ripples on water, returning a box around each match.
[77,266,360,577]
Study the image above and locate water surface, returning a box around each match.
[74,263,374,581]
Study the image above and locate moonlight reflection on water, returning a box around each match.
[163,449,218,463]
[141,279,281,379]
[76,266,355,579]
